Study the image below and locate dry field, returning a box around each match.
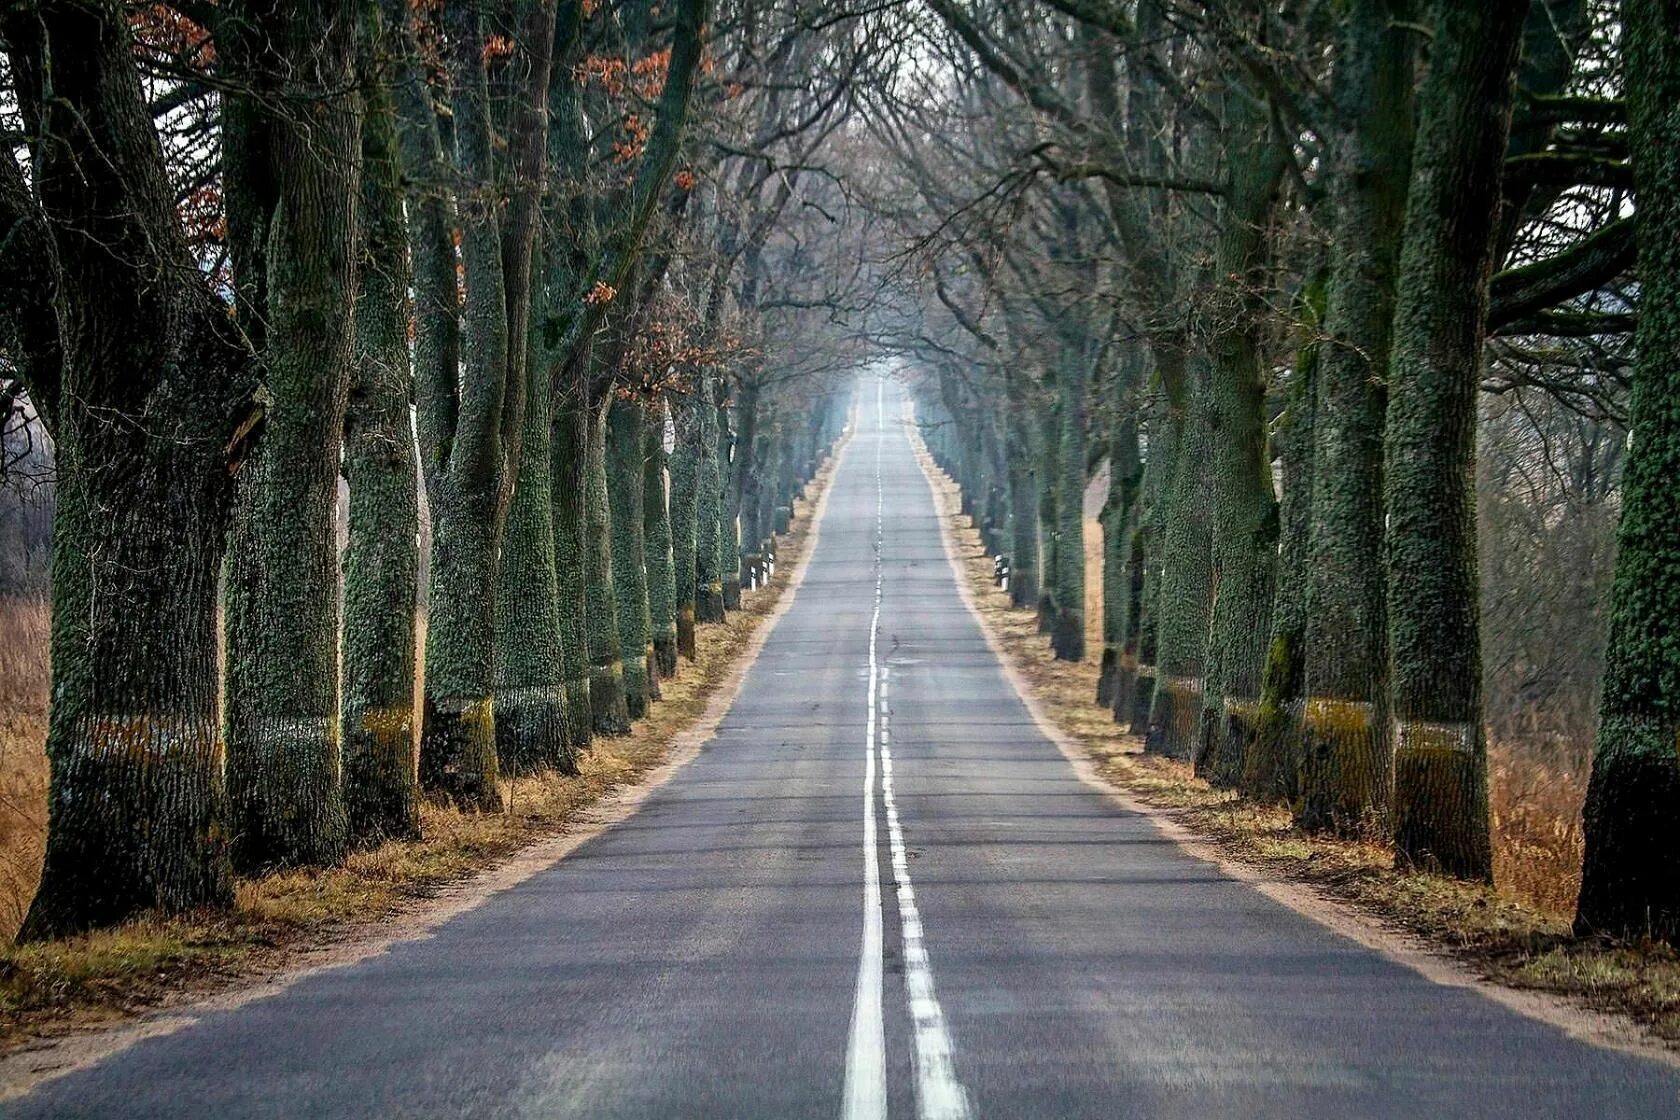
[916,450,1680,1048]
[0,598,48,942]
[0,450,843,1048]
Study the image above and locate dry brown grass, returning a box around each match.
[0,456,838,1049]
[918,454,1680,1048]
[0,598,48,942]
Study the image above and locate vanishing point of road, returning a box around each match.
[12,380,1680,1119]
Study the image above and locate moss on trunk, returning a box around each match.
[608,394,654,718]
[343,4,422,843]
[222,0,359,869]
[1297,0,1414,836]
[1576,0,1680,941]
[1382,0,1527,878]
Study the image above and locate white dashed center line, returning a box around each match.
[842,379,972,1120]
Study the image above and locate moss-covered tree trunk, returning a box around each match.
[669,391,701,657]
[1383,0,1527,879]
[494,323,572,776]
[645,396,680,677]
[1050,330,1090,663]
[608,394,654,718]
[695,370,727,623]
[1196,105,1286,790]
[1245,276,1325,803]
[1575,0,1680,942]
[552,381,597,752]
[1005,368,1040,609]
[1035,398,1061,637]
[1146,359,1213,759]
[1097,409,1142,709]
[343,1,422,843]
[12,0,241,937]
[717,381,743,610]
[1297,0,1415,835]
[1123,346,1188,735]
[586,393,632,733]
[222,0,358,870]
[727,379,760,600]
[415,7,506,811]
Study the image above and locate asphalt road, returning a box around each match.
[13,378,1680,1119]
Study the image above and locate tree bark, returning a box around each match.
[1196,101,1286,790]
[645,397,680,677]
[12,0,241,936]
[343,0,423,844]
[586,393,632,734]
[1575,0,1680,941]
[608,394,654,718]
[222,0,360,870]
[1384,0,1528,879]
[1297,0,1415,835]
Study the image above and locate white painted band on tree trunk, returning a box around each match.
[493,685,566,707]
[75,714,218,761]
[1392,718,1476,755]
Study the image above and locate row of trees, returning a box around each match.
[889,0,1678,942]
[0,0,866,938]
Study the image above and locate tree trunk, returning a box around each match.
[645,397,680,677]
[608,394,654,718]
[343,1,422,844]
[1246,275,1325,803]
[1004,369,1039,609]
[696,370,727,623]
[494,318,572,776]
[12,0,242,938]
[1297,0,1415,835]
[223,0,359,870]
[552,380,597,752]
[1196,103,1286,790]
[1146,358,1213,759]
[586,393,632,734]
[669,392,701,657]
[1050,329,1090,662]
[1575,0,1680,941]
[718,382,743,610]
[1383,0,1528,879]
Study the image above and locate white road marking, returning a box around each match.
[842,378,973,1120]
[842,387,889,1120]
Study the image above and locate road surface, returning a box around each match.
[12,379,1680,1118]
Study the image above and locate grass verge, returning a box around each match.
[0,450,840,1053]
[917,452,1680,1050]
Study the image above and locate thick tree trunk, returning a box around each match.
[695,370,727,623]
[586,395,632,734]
[552,382,597,752]
[223,0,359,870]
[1096,410,1141,709]
[343,4,422,843]
[1297,0,1415,835]
[1196,105,1286,790]
[669,393,701,657]
[1050,330,1090,663]
[1383,0,1528,879]
[1123,345,1186,735]
[1146,358,1213,759]
[717,384,743,610]
[494,336,572,776]
[645,397,680,677]
[1575,0,1680,942]
[608,395,654,718]
[1246,276,1325,803]
[7,0,246,940]
[1004,370,1039,609]
[1035,399,1060,637]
